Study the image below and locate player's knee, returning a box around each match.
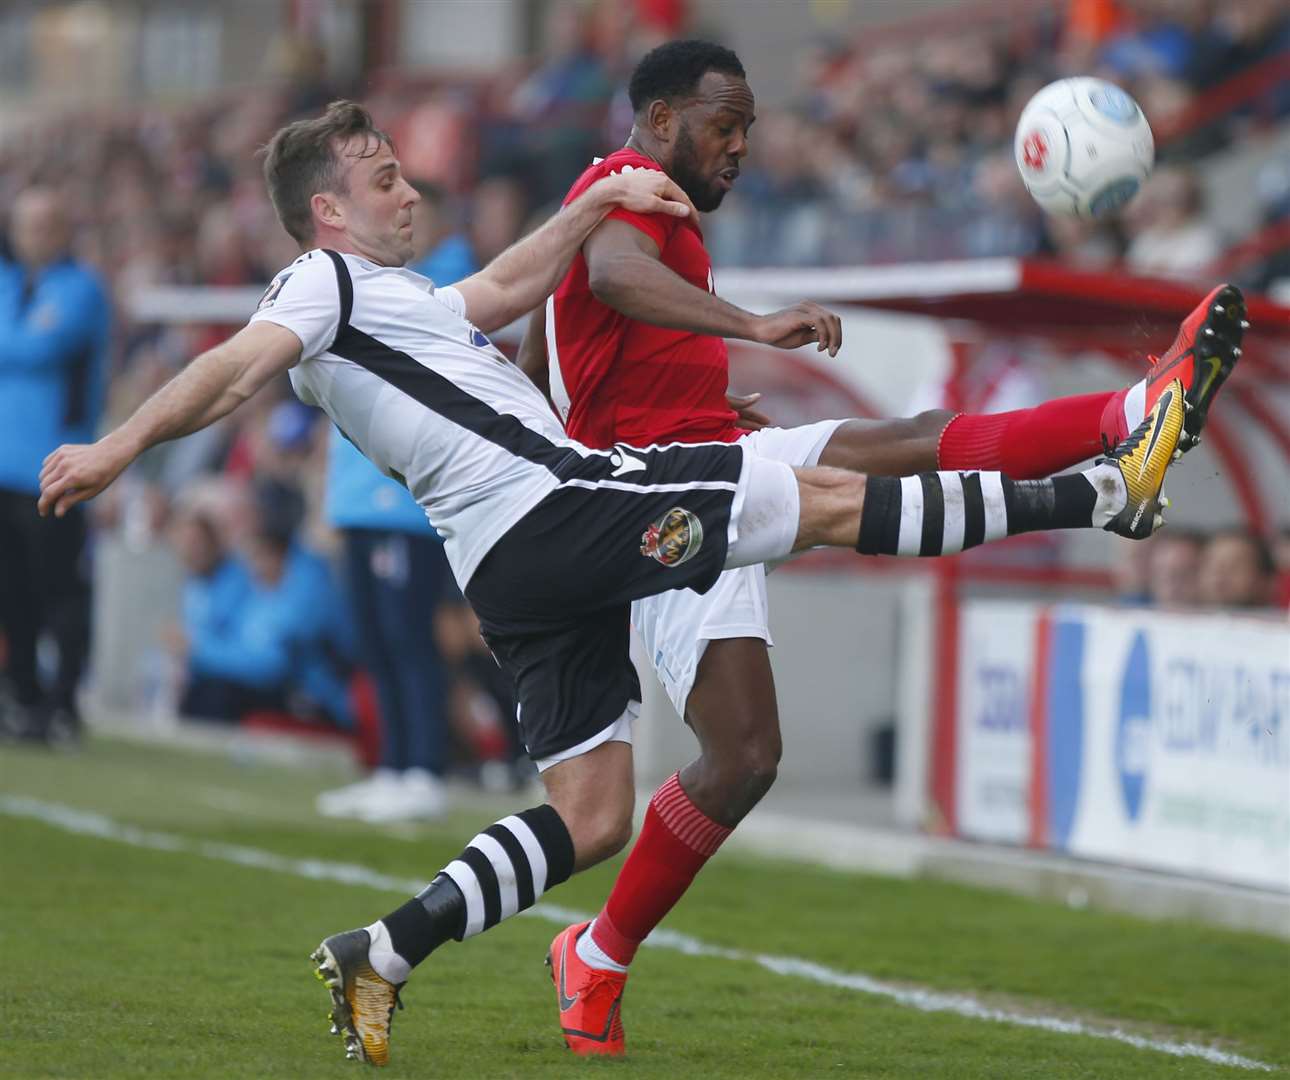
[583,809,634,865]
[910,408,955,441]
[795,466,866,549]
[702,735,780,812]
[563,799,634,868]
[736,742,780,803]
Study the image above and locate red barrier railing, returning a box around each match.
[1155,49,1290,145]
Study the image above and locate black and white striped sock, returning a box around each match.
[856,466,1122,557]
[368,804,575,982]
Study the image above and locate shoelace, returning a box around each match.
[1109,421,1146,459]
[579,968,627,1003]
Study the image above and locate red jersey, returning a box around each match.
[549,148,740,450]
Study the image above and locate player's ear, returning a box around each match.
[646,99,676,143]
[310,191,343,231]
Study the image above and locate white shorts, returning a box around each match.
[631,419,844,717]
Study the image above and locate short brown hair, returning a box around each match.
[261,100,393,245]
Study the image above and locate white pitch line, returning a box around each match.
[1,795,1275,1073]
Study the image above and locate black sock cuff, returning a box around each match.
[383,873,465,966]
[1004,475,1094,534]
[857,475,902,555]
[1050,473,1097,528]
[421,873,467,942]
[519,804,575,888]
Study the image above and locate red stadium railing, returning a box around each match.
[1155,48,1290,146]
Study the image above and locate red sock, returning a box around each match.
[937,392,1115,479]
[590,773,731,967]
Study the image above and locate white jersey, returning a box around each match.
[249,249,588,586]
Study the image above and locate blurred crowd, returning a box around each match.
[1,0,1287,784]
[711,0,1290,272]
[1113,527,1290,611]
[1,1,1287,330]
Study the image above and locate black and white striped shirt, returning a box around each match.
[250,249,587,587]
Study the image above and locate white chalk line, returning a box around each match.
[0,794,1276,1073]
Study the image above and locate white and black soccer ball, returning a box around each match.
[1014,77,1154,219]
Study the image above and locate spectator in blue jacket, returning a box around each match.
[0,185,110,743]
[407,180,478,287]
[182,484,354,727]
[168,501,251,717]
[315,431,452,824]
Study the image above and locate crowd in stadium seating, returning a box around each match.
[2,1,1287,314]
[711,0,1290,268]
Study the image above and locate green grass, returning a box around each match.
[1,735,1287,1079]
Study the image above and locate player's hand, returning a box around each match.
[728,391,772,431]
[599,166,697,221]
[38,436,133,518]
[750,301,842,356]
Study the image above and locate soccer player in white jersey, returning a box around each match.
[37,101,1234,1067]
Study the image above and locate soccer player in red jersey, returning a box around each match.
[518,40,1246,1056]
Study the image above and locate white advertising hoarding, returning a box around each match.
[953,601,1290,892]
[955,602,1036,844]
[1052,607,1289,892]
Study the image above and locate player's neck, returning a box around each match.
[307,233,402,268]
[623,134,665,169]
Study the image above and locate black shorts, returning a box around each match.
[465,440,744,761]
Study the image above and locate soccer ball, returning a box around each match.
[1014,77,1154,219]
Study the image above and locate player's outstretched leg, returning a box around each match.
[1099,283,1247,457]
[848,378,1186,557]
[928,283,1246,480]
[749,375,1189,567]
[311,803,577,1065]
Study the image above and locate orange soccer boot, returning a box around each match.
[1101,283,1247,456]
[546,921,627,1056]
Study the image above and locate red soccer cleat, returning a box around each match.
[1100,283,1247,456]
[546,921,627,1056]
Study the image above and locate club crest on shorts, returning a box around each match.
[640,507,703,567]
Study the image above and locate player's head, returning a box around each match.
[9,185,71,269]
[628,40,751,213]
[261,100,420,266]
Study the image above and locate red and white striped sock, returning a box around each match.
[578,772,731,970]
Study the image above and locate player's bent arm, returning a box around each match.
[584,220,759,338]
[37,321,301,518]
[585,222,843,355]
[454,169,695,334]
[515,306,551,399]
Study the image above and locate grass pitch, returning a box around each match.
[0,734,1286,1079]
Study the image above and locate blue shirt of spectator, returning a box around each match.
[408,232,477,289]
[189,542,355,726]
[182,555,251,653]
[0,243,110,495]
